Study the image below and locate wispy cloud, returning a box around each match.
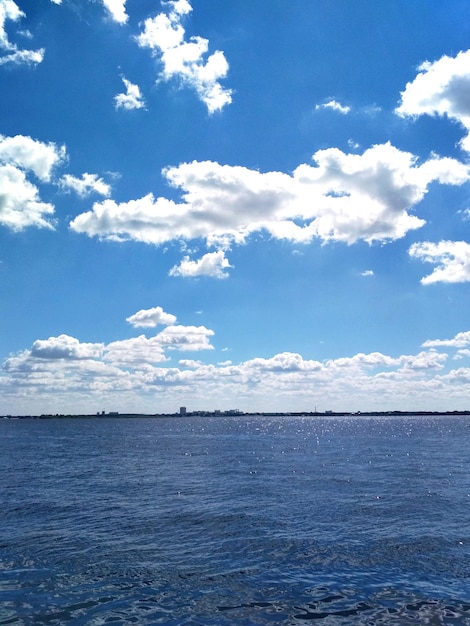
[0,0,44,66]
[60,173,111,197]
[114,76,145,110]
[315,99,351,114]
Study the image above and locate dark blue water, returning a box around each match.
[1,415,470,625]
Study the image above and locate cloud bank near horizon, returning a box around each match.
[2,307,469,414]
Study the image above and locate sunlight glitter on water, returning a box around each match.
[1,415,470,624]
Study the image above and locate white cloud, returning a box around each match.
[17,29,32,39]
[31,334,104,360]
[422,330,470,349]
[101,0,128,24]
[136,0,231,113]
[0,316,217,410]
[154,325,214,351]
[126,306,177,328]
[246,352,323,373]
[0,134,65,231]
[0,47,44,66]
[0,164,55,231]
[1,1,24,48]
[0,0,44,66]
[170,0,193,16]
[409,240,470,284]
[1,325,466,413]
[396,49,470,152]
[0,134,65,181]
[179,359,203,368]
[316,99,351,114]
[327,352,400,370]
[114,77,145,110]
[60,173,111,197]
[399,350,447,371]
[455,349,470,360]
[70,143,469,252]
[169,250,232,279]
[361,269,374,277]
[326,349,447,372]
[104,335,168,366]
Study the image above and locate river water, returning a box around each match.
[1,415,470,624]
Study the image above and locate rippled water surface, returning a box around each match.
[1,415,470,624]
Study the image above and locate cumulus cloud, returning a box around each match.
[126,306,177,328]
[3,324,216,387]
[399,350,447,371]
[60,173,111,197]
[326,350,447,371]
[0,310,465,414]
[154,325,214,351]
[246,352,322,373]
[316,99,351,114]
[31,334,104,360]
[396,49,470,153]
[169,250,232,279]
[104,335,168,366]
[114,77,145,110]
[0,165,55,231]
[327,352,400,370]
[179,359,203,368]
[136,0,231,113]
[422,330,470,349]
[409,240,470,284]
[101,0,128,24]
[0,134,65,181]
[2,340,459,414]
[70,143,470,252]
[455,349,470,360]
[0,134,65,231]
[361,270,374,277]
[0,314,217,409]
[0,0,44,66]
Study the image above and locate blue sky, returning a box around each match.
[2,0,470,414]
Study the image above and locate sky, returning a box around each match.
[1,0,470,415]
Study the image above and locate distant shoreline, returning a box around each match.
[2,410,470,420]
